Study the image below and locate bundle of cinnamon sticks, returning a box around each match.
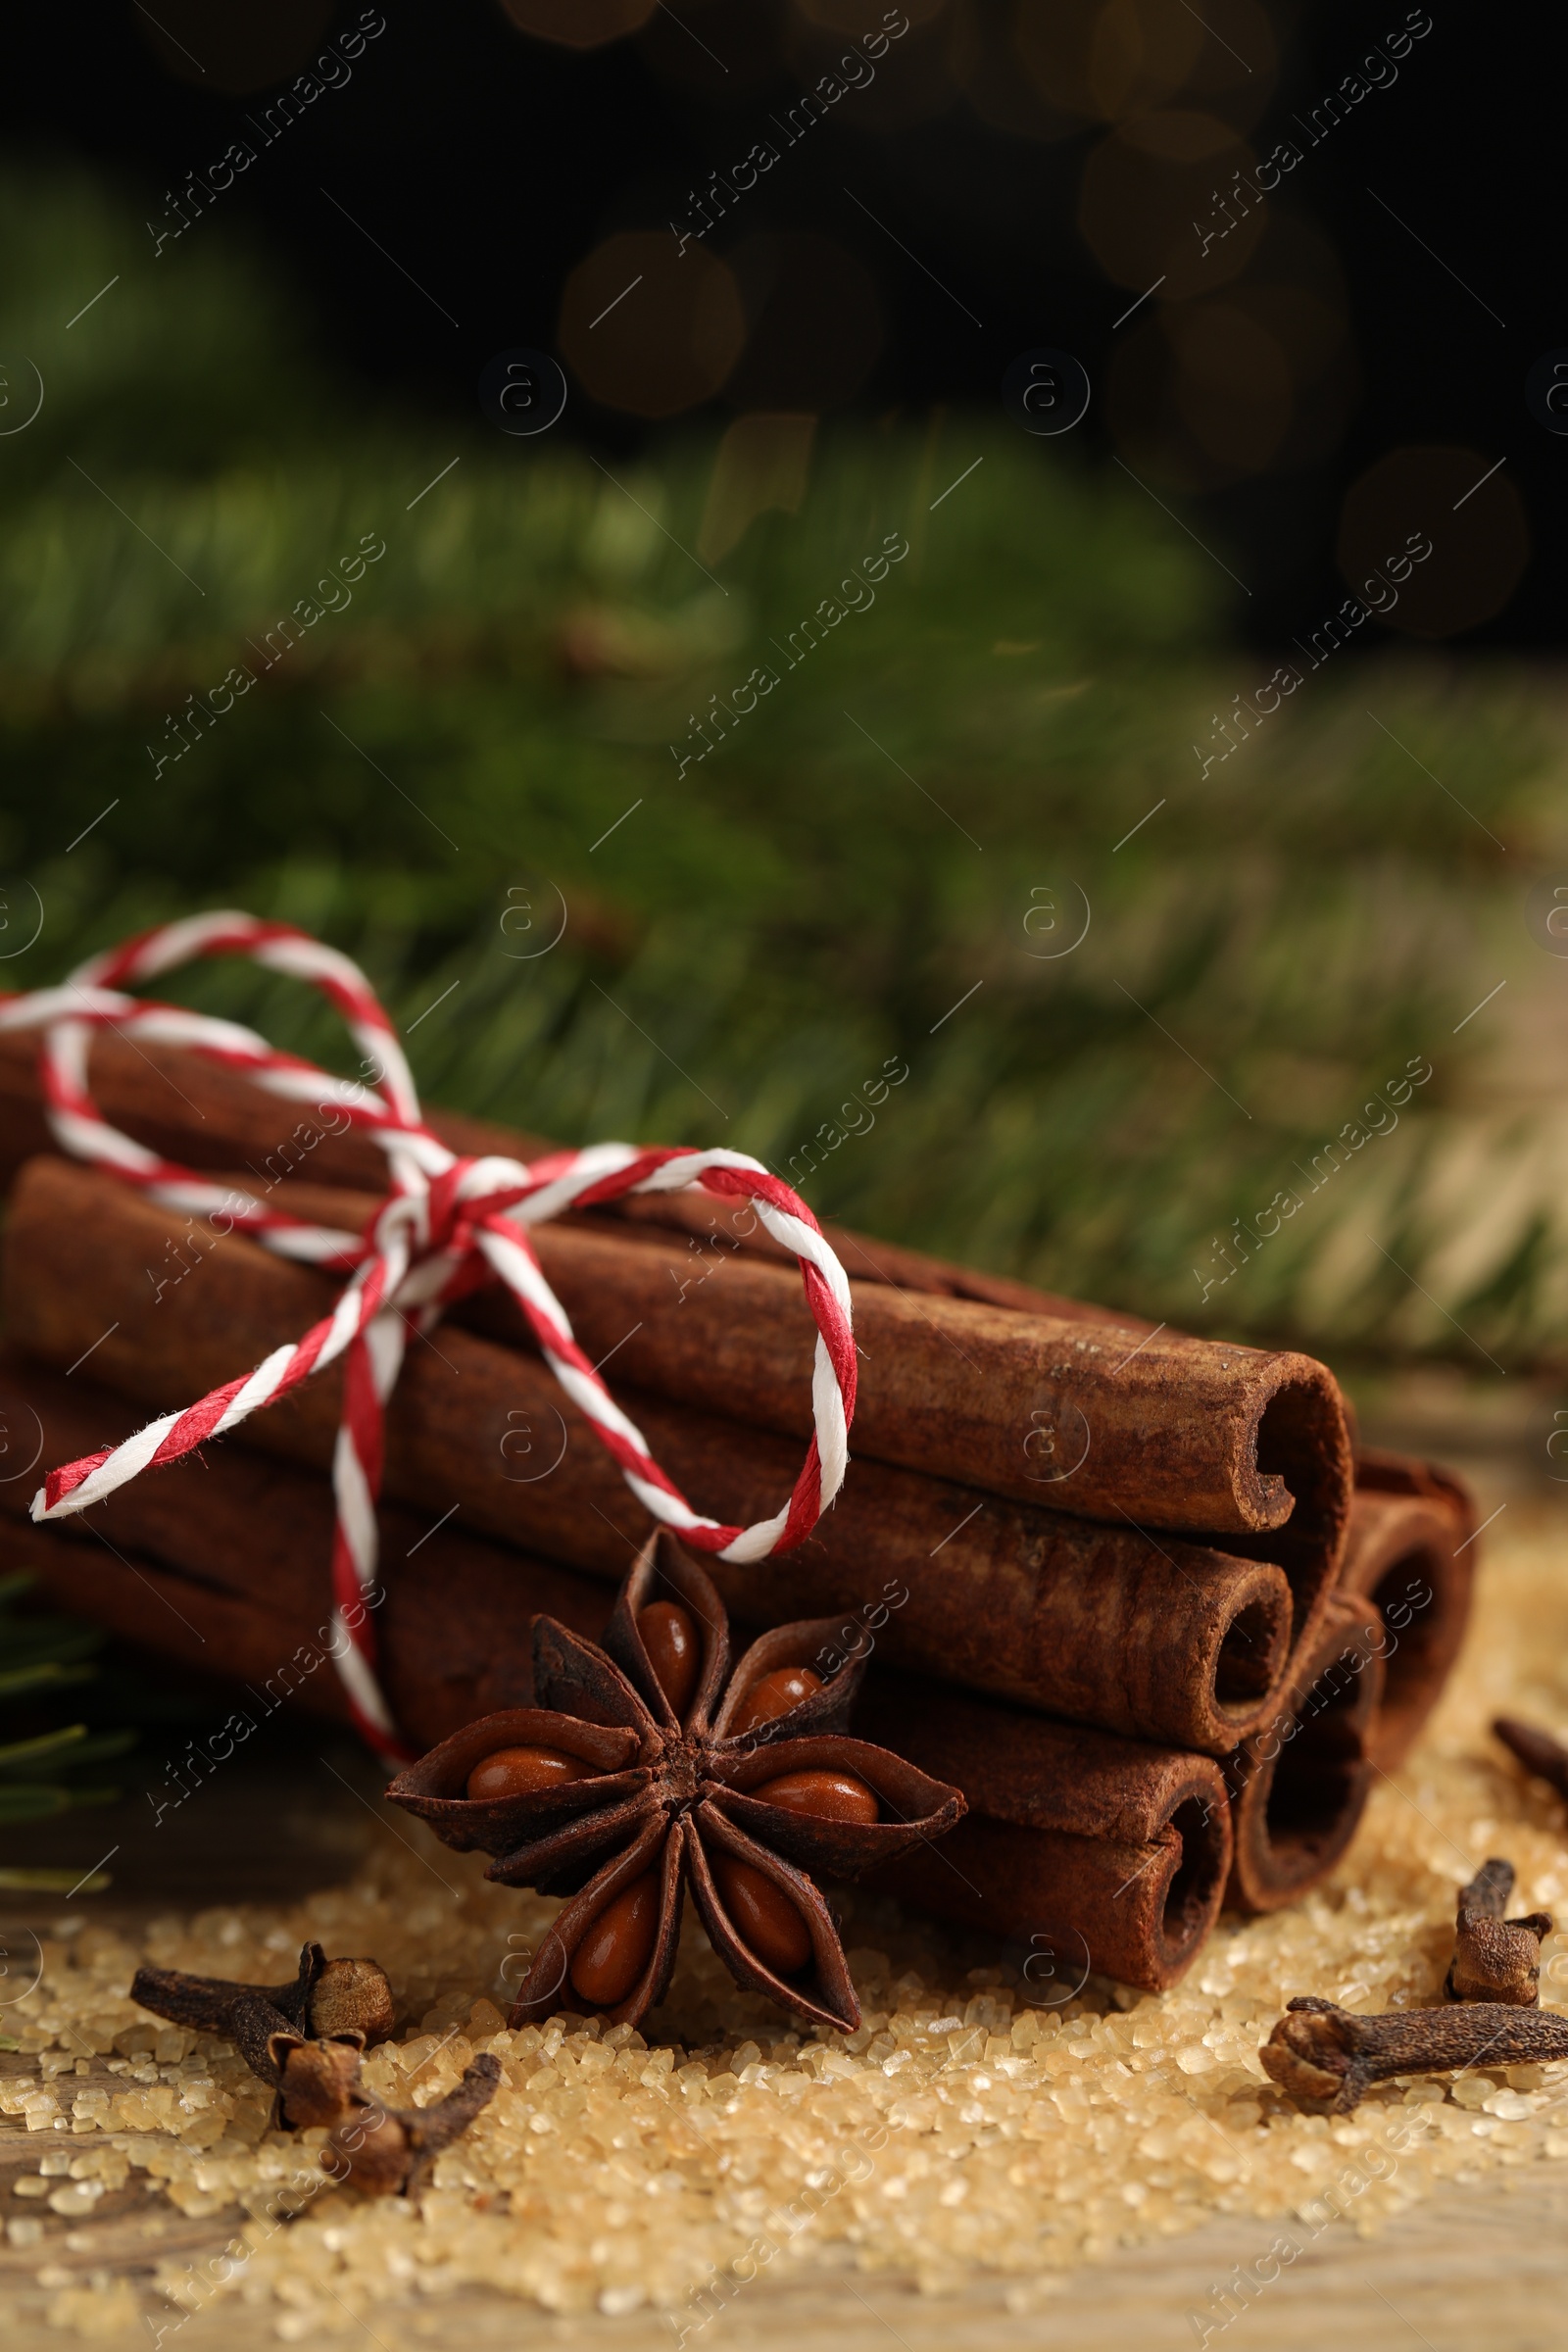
[0,1030,1477,1992]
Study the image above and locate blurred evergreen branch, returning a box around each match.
[0,162,1564,1370]
[0,1572,131,1886]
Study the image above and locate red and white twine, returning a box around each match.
[0,912,857,1761]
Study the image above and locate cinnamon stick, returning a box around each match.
[463,1219,1347,1540]
[3,1160,1303,1753]
[854,1671,1232,1989]
[0,1349,608,1748]
[0,1023,1120,1321]
[126,1158,1346,1547]
[1337,1452,1476,1770]
[1222,1589,1385,1913]
[2,1416,1230,1993]
[0,1509,368,1726]
[0,1009,1353,1546]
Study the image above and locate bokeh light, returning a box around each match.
[558,233,745,418]
[1019,0,1198,121]
[1078,113,1264,298]
[1105,212,1357,495]
[1169,302,1292,472]
[1017,0,1274,126]
[949,0,1079,139]
[1177,0,1277,132]
[498,0,657,49]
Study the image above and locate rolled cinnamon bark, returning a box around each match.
[256,1172,1353,1672]
[2,1159,1300,1753]
[0,1014,1353,1550]
[0,1351,607,1745]
[465,1224,1350,1543]
[0,1400,1230,1993]
[1338,1451,1476,1771]
[143,1163,1346,1547]
[855,1672,1232,1990]
[1222,1589,1385,1914]
[0,1025,1115,1320]
[0,1508,359,1717]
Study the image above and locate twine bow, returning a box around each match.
[0,912,857,1761]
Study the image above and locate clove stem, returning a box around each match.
[1262,1996,1568,2114]
[1494,1716,1568,1802]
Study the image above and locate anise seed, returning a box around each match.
[711,1855,812,1975]
[638,1600,701,1716]
[730,1666,823,1735]
[750,1766,879,1824]
[466,1745,592,1801]
[569,1872,662,2008]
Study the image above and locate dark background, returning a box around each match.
[2,0,1550,650]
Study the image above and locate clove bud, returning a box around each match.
[132,1942,398,2134]
[131,1940,395,2047]
[1261,1995,1568,2115]
[250,2019,369,2132]
[1445,1857,1551,2007]
[131,1946,503,2185]
[324,2053,504,2197]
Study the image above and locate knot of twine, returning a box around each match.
[0,912,857,1761]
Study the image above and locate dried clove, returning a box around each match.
[131,1942,397,2132]
[1261,1995,1568,2114]
[1445,1857,1551,2007]
[250,2018,369,2132]
[131,1945,502,2184]
[132,1939,394,2045]
[324,2053,503,2197]
[1494,1715,1568,1803]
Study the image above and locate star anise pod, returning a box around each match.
[386,1533,965,2034]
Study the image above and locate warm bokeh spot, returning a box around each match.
[498,0,657,48]
[724,234,883,413]
[559,233,745,418]
[1338,446,1529,639]
[1079,113,1264,298]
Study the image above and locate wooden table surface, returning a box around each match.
[2,2116,1562,2352]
